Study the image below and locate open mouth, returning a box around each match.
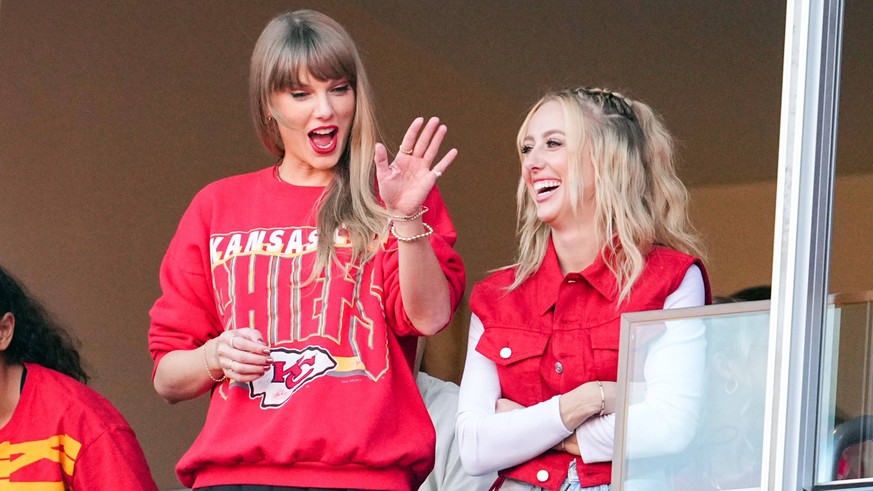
[533,180,561,200]
[308,126,338,154]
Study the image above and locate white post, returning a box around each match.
[763,0,843,489]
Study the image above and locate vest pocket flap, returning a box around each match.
[476,327,550,366]
[588,324,620,350]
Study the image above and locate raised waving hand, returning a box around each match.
[374,116,457,216]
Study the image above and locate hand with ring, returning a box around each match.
[215,327,272,383]
[374,116,457,218]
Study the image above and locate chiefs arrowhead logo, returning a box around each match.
[249,346,337,408]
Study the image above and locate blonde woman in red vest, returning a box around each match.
[457,88,711,491]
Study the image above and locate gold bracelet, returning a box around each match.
[203,339,226,383]
[596,380,605,416]
[390,222,434,242]
[389,206,428,222]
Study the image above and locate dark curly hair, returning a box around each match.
[0,264,89,382]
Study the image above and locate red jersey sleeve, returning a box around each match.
[72,426,159,491]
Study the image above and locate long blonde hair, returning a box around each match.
[250,10,387,278]
[511,88,705,303]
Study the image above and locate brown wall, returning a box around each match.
[689,174,873,296]
[1,1,870,489]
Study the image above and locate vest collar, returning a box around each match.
[528,240,618,315]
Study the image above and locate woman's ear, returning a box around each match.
[0,312,14,351]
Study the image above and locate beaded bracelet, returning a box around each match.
[203,338,227,383]
[389,206,428,222]
[595,380,605,416]
[390,222,434,242]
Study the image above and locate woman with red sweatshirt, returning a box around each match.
[148,10,464,491]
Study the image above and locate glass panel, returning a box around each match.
[613,303,770,491]
[815,291,873,485]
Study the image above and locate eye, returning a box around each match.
[546,139,563,148]
[290,91,309,100]
[331,84,352,94]
[520,145,532,154]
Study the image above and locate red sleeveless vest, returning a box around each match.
[470,243,710,490]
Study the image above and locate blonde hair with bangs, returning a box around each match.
[250,10,387,279]
[511,88,705,303]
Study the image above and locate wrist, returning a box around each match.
[595,380,606,416]
[390,219,424,234]
[390,221,433,243]
[559,384,605,429]
[387,205,428,222]
[203,339,225,383]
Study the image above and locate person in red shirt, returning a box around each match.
[0,264,157,490]
[456,88,711,491]
[148,9,465,491]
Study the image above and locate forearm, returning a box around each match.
[153,343,219,404]
[625,319,706,457]
[457,395,570,475]
[456,315,570,475]
[575,414,616,463]
[393,218,452,334]
[558,381,608,430]
[623,265,707,458]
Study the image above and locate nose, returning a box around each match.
[522,150,544,173]
[313,93,335,120]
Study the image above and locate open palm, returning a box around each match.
[375,117,458,216]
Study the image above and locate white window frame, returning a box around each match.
[765,0,844,490]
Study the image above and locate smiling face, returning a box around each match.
[520,99,596,230]
[269,70,356,185]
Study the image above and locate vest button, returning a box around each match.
[536,469,549,482]
[555,362,563,374]
[499,347,512,359]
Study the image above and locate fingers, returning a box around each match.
[562,435,581,456]
[399,117,453,159]
[217,329,272,382]
[415,117,442,159]
[221,328,269,355]
[399,117,425,155]
[224,354,270,381]
[373,142,389,173]
[431,148,458,177]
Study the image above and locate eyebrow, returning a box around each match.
[291,77,350,88]
[524,129,566,141]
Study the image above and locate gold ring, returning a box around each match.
[230,360,237,373]
[432,169,442,177]
[230,336,237,349]
[399,146,413,155]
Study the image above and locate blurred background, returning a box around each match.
[1,1,870,488]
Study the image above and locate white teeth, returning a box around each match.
[311,128,334,135]
[534,180,561,191]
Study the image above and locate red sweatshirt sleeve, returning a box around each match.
[148,189,222,376]
[381,186,466,336]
